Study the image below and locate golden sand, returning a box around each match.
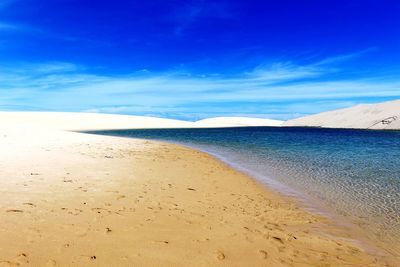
[0,123,396,266]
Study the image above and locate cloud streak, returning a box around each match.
[173,0,232,35]
[0,22,15,30]
[312,48,377,66]
[0,0,19,31]
[0,0,16,9]
[1,56,399,120]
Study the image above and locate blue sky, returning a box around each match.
[0,0,399,120]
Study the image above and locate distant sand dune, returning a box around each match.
[195,117,283,127]
[0,112,194,131]
[283,99,400,130]
[2,100,399,131]
[0,112,283,131]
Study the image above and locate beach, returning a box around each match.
[0,114,397,266]
[283,99,400,130]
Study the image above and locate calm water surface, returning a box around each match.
[87,127,400,253]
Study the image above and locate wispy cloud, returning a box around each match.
[0,54,399,120]
[2,62,83,74]
[173,0,232,35]
[0,0,16,9]
[313,48,376,66]
[247,62,322,82]
[0,22,15,30]
[0,0,39,33]
[0,22,24,32]
[174,3,204,35]
[0,0,19,31]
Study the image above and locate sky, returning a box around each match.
[0,0,400,120]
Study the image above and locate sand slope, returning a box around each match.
[0,120,395,266]
[0,112,195,131]
[195,117,283,127]
[283,99,400,130]
[0,112,282,131]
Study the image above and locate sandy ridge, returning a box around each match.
[0,112,283,131]
[284,99,400,130]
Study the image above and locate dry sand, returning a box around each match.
[0,115,397,266]
[0,112,283,131]
[0,112,195,131]
[195,117,283,127]
[284,99,400,130]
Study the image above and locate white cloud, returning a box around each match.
[0,59,399,120]
[247,62,323,81]
[0,22,17,31]
[312,48,376,66]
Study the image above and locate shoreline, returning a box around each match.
[0,123,397,266]
[198,145,399,258]
[155,139,400,260]
[86,128,400,259]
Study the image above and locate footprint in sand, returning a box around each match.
[216,251,225,260]
[116,194,126,200]
[0,260,17,266]
[44,259,57,266]
[6,209,23,213]
[68,209,83,215]
[259,250,268,259]
[75,187,87,192]
[14,253,29,265]
[272,236,284,244]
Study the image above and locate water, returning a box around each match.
[86,127,400,253]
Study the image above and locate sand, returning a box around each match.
[0,114,397,266]
[195,117,283,127]
[0,112,283,131]
[0,112,195,131]
[284,99,400,130]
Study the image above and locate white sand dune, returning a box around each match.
[0,112,195,131]
[195,116,283,127]
[283,99,400,130]
[0,112,283,131]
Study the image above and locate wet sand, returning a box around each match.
[0,122,397,266]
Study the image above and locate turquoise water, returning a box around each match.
[87,127,400,252]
